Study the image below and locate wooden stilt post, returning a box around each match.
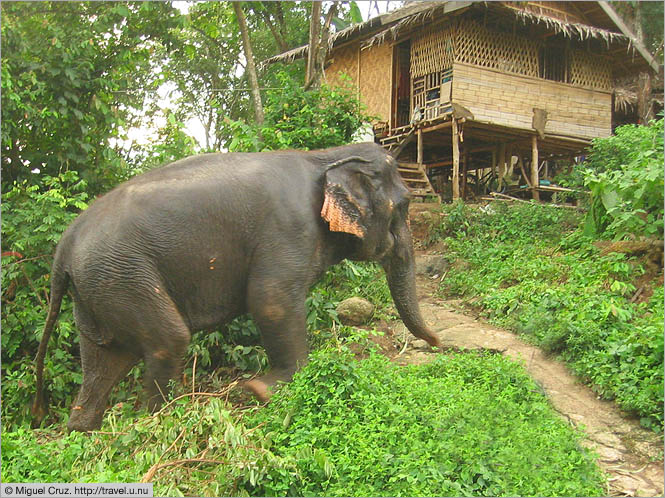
[452,119,460,201]
[417,128,423,165]
[497,143,506,191]
[461,151,468,200]
[531,135,540,201]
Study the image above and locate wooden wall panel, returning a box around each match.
[452,62,612,139]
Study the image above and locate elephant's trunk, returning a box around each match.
[382,223,441,349]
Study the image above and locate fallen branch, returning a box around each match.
[482,193,585,210]
[141,458,227,483]
[21,265,47,308]
[398,326,409,356]
[146,427,188,480]
[151,382,240,418]
[629,284,645,303]
[191,353,197,399]
[4,254,49,265]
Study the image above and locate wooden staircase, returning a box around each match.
[397,162,439,201]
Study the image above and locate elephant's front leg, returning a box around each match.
[245,275,309,402]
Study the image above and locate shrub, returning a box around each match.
[224,72,373,152]
[583,119,664,239]
[245,348,604,497]
[2,172,89,428]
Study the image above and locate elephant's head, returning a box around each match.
[320,143,442,349]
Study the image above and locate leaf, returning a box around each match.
[349,1,363,24]
[600,188,620,213]
[112,4,131,17]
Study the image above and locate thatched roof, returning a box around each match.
[261,2,465,67]
[261,1,658,75]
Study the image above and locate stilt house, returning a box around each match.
[264,1,658,201]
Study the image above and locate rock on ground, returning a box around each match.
[415,254,449,277]
[336,297,375,326]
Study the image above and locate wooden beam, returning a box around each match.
[531,135,540,201]
[425,159,453,169]
[567,2,591,25]
[391,128,415,158]
[597,1,659,72]
[452,119,460,201]
[497,142,506,191]
[422,120,453,133]
[517,154,532,188]
[417,128,423,164]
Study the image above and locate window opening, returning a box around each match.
[539,45,569,83]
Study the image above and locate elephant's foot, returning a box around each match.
[244,367,297,403]
[67,405,103,433]
[244,378,273,403]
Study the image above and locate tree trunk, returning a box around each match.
[256,2,288,53]
[633,2,653,124]
[305,3,338,90]
[637,71,653,124]
[233,2,264,127]
[305,2,322,89]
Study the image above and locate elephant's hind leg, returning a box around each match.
[140,298,191,413]
[67,335,139,432]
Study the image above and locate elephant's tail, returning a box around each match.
[31,264,69,428]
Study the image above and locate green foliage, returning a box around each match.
[1,172,90,428]
[3,348,605,497]
[128,112,200,174]
[428,201,664,429]
[158,1,245,152]
[242,349,604,497]
[1,1,183,194]
[1,398,289,494]
[582,119,664,239]
[225,72,373,152]
[161,2,311,151]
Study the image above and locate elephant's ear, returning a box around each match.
[321,157,372,238]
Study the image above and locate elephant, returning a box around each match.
[31,142,442,432]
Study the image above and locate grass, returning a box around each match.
[427,200,664,430]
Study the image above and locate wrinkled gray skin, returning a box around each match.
[32,142,441,432]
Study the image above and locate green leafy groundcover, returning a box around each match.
[1,347,603,496]
[249,349,604,497]
[430,201,664,430]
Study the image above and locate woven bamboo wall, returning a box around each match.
[410,18,613,89]
[325,43,359,88]
[570,50,612,90]
[452,62,612,139]
[411,23,455,78]
[359,42,393,122]
[325,42,391,122]
[455,19,539,77]
[325,11,614,129]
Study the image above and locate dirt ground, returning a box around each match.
[370,203,664,496]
